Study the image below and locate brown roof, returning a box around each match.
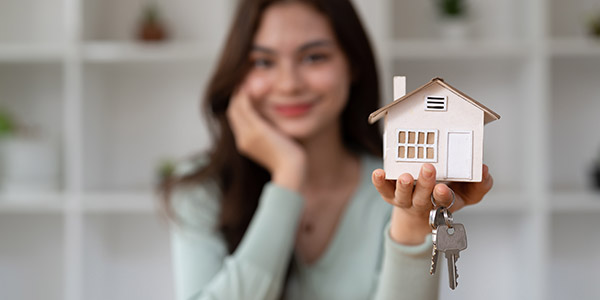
[368,77,501,125]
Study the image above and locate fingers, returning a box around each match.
[432,183,455,208]
[226,88,249,133]
[226,87,269,153]
[412,164,436,210]
[372,169,415,208]
[372,169,396,206]
[394,173,414,208]
[375,164,494,214]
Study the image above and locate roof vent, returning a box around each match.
[425,95,447,111]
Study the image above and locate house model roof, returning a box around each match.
[368,77,501,125]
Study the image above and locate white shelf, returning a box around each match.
[82,191,159,213]
[460,190,526,214]
[550,38,600,57]
[0,192,162,214]
[82,41,220,63]
[0,193,65,213]
[0,44,64,62]
[386,39,530,60]
[551,190,600,212]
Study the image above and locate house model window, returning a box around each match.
[396,129,438,162]
[425,95,447,111]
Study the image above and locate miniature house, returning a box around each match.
[368,77,500,182]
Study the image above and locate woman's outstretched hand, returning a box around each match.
[371,164,493,245]
[227,87,307,192]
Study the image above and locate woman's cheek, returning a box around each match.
[244,73,271,103]
[308,64,350,104]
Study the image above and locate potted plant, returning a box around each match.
[155,157,176,187]
[0,109,60,193]
[137,2,169,42]
[592,148,600,190]
[434,0,470,41]
[587,11,600,38]
[0,109,15,139]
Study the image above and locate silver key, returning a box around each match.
[430,243,439,275]
[437,223,467,290]
[429,207,450,275]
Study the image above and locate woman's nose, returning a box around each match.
[275,61,304,95]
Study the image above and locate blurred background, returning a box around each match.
[0,0,599,299]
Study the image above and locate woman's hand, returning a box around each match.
[371,164,493,245]
[227,86,307,192]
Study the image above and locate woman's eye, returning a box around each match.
[303,53,328,64]
[252,58,273,68]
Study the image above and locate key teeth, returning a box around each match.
[453,263,459,289]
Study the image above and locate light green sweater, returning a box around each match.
[170,155,439,300]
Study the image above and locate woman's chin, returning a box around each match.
[275,124,317,142]
[280,129,313,142]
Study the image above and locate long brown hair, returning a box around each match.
[164,0,382,254]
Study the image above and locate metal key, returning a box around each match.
[429,207,450,275]
[436,223,468,290]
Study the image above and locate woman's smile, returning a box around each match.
[273,101,317,118]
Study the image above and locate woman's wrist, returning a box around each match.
[272,158,306,192]
[389,207,431,246]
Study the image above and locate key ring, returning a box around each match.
[430,188,455,210]
[430,206,454,229]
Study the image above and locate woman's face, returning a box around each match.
[242,1,351,141]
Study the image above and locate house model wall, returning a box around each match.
[369,77,500,182]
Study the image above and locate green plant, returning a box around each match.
[0,109,15,138]
[156,158,176,184]
[143,2,159,24]
[435,0,467,18]
[587,11,600,37]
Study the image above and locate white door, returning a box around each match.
[446,131,473,179]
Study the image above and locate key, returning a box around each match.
[430,243,439,275]
[436,223,467,290]
[429,207,450,275]
[429,208,442,274]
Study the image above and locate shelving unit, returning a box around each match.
[0,0,598,299]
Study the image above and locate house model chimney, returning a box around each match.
[393,76,406,100]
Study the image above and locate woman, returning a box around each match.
[165,0,493,299]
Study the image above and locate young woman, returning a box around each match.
[165,0,493,299]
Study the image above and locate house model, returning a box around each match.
[369,77,500,182]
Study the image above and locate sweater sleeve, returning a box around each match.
[372,222,440,300]
[170,182,304,300]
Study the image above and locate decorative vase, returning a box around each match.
[0,136,60,194]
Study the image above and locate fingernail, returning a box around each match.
[401,177,411,185]
[423,164,434,178]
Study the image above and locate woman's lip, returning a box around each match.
[273,102,315,117]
